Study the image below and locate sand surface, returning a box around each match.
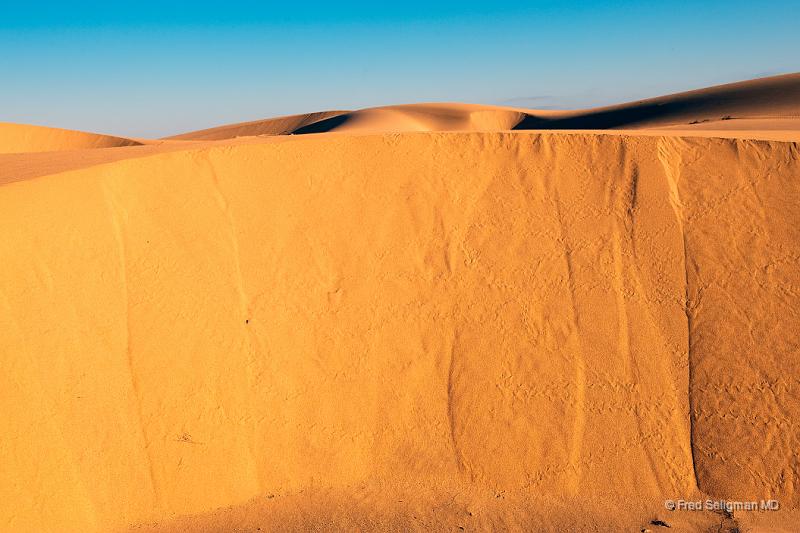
[168,73,800,140]
[1,74,799,532]
[0,122,144,154]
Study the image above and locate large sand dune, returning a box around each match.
[165,111,349,141]
[1,75,799,532]
[166,73,800,141]
[0,122,143,154]
[515,72,800,130]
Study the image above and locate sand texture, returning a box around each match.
[1,74,799,532]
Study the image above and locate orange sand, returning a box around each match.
[1,74,799,532]
[0,122,144,154]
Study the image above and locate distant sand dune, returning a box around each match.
[0,122,143,154]
[515,72,800,130]
[164,110,349,140]
[291,103,533,134]
[163,73,800,140]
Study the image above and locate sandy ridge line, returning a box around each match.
[1,130,797,188]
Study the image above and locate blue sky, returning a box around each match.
[1,1,798,137]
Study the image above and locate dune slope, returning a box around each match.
[1,132,798,532]
[290,103,533,134]
[162,73,800,140]
[164,111,350,140]
[517,72,800,130]
[0,122,143,154]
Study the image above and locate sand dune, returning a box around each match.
[165,111,349,141]
[0,122,143,154]
[1,75,799,532]
[164,73,800,140]
[165,104,538,139]
[516,72,800,130]
[289,103,536,134]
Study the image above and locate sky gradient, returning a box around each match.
[2,1,798,137]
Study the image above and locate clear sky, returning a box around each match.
[2,1,798,138]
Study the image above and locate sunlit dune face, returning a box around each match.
[1,74,799,533]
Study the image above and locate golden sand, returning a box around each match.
[1,74,799,532]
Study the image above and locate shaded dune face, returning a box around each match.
[0,122,143,154]
[163,110,350,141]
[166,104,531,139]
[516,73,800,130]
[1,132,798,532]
[292,104,528,134]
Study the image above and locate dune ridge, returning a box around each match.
[515,72,800,130]
[164,110,350,141]
[0,122,143,154]
[163,73,800,140]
